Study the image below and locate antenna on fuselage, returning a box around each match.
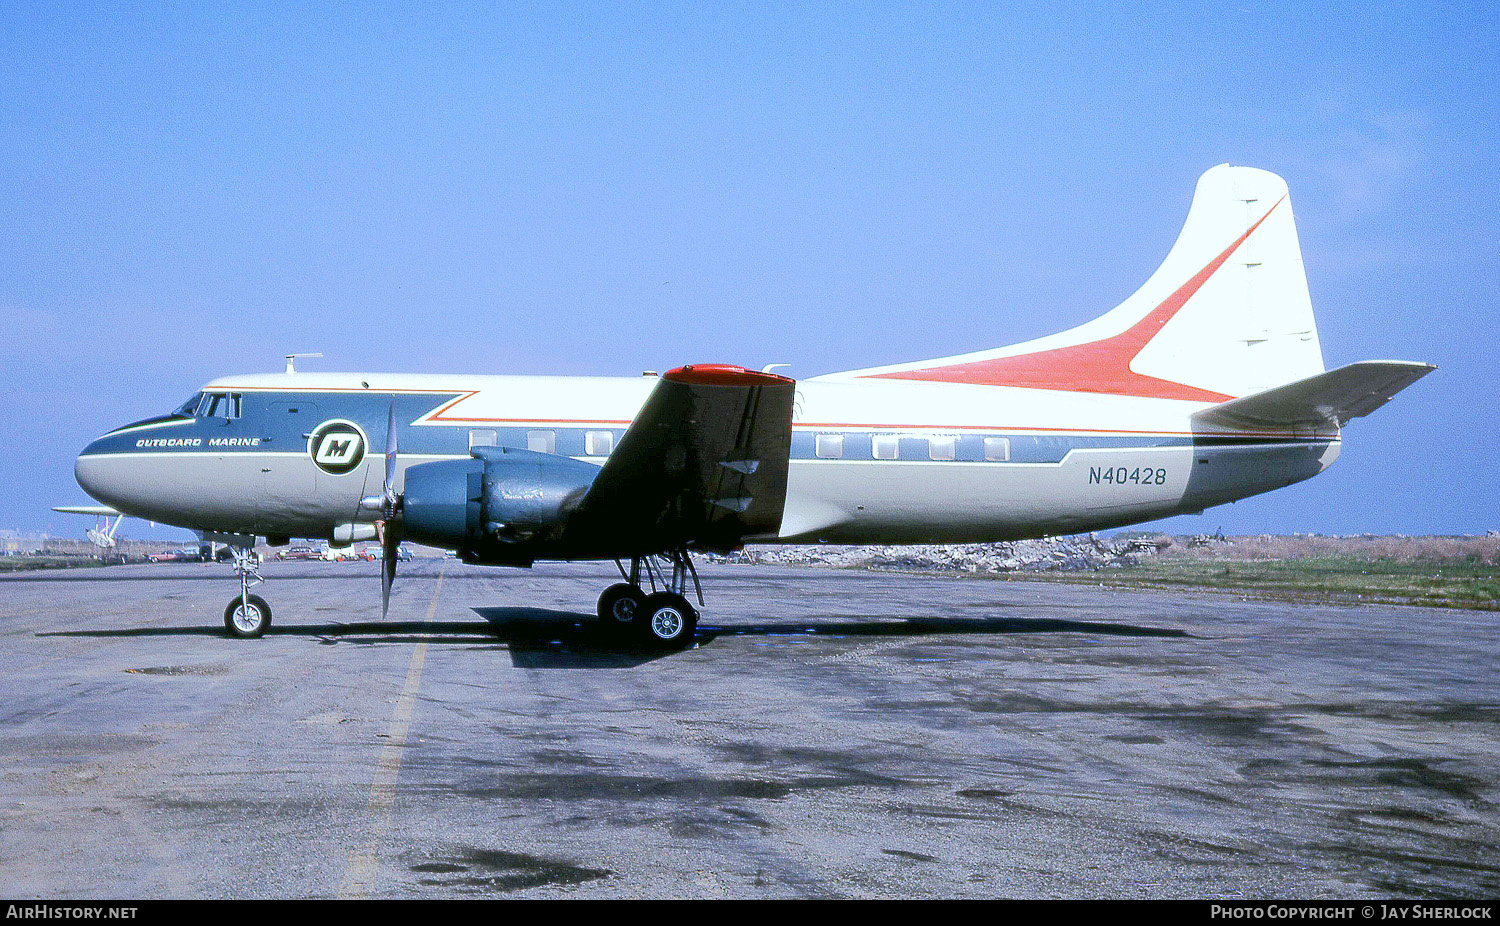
[285,353,323,374]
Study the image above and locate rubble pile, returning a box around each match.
[719,533,1169,574]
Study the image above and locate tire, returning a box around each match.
[597,583,645,631]
[224,594,272,639]
[638,592,697,648]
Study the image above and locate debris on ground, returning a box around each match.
[715,532,1163,573]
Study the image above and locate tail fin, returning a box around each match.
[815,165,1326,401]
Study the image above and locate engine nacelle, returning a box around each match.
[402,446,600,563]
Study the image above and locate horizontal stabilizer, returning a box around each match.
[52,505,123,516]
[1192,361,1435,433]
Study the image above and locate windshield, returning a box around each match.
[172,394,204,417]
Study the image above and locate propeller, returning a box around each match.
[363,404,403,618]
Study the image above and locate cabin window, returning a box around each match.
[872,435,900,460]
[468,429,497,450]
[585,430,614,456]
[983,437,1011,462]
[527,430,556,454]
[928,436,957,461]
[815,434,844,459]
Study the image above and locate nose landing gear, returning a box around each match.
[223,546,270,638]
[597,551,700,648]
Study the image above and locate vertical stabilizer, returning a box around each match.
[816,165,1327,401]
[1128,165,1324,398]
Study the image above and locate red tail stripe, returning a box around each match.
[864,196,1286,402]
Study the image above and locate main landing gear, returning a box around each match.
[596,551,702,649]
[223,546,271,638]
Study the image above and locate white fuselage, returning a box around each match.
[75,371,1341,547]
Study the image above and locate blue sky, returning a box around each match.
[2,2,1495,541]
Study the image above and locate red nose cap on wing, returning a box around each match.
[663,364,795,386]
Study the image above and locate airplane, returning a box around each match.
[59,165,1433,648]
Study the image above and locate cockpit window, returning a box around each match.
[173,394,204,417]
[185,392,242,420]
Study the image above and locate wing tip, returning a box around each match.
[52,505,123,516]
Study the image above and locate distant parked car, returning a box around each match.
[149,548,204,563]
[367,545,414,561]
[276,545,322,561]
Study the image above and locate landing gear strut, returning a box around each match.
[223,546,271,638]
[597,550,701,648]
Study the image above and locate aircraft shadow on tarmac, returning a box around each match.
[39,608,1189,669]
[495,610,1191,670]
[0,567,453,583]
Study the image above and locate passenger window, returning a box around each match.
[872,435,899,460]
[585,431,614,456]
[527,430,556,454]
[815,434,844,459]
[928,436,957,461]
[469,429,498,450]
[984,437,1011,462]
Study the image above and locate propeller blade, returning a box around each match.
[377,405,401,619]
[381,543,396,619]
[383,403,398,506]
[377,520,397,619]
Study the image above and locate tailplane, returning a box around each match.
[1192,361,1435,434]
[816,165,1328,401]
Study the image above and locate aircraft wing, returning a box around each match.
[565,364,795,554]
[52,505,123,516]
[1193,360,1435,433]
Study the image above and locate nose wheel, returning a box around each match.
[599,552,700,648]
[225,594,272,638]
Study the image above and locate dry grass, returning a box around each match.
[1160,534,1500,566]
[1035,535,1500,610]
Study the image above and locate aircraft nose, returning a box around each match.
[74,429,168,516]
[75,436,130,510]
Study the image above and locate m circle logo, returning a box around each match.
[307,419,368,475]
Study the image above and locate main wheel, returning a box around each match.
[224,594,272,639]
[597,583,645,632]
[638,592,697,648]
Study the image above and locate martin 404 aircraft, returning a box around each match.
[60,166,1432,647]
